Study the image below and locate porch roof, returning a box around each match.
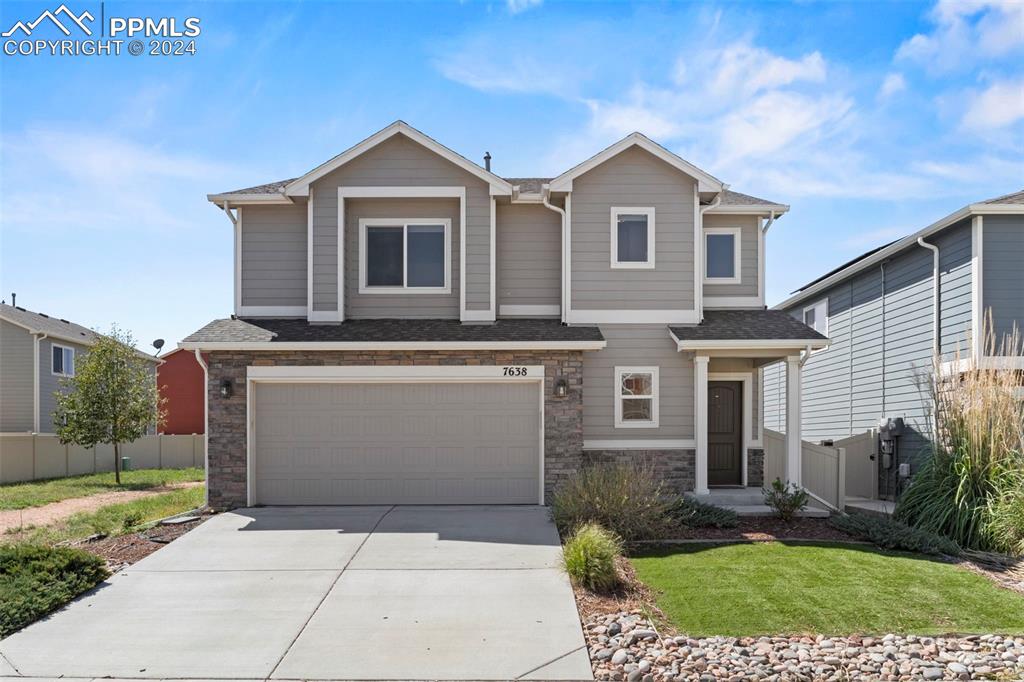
[669,310,828,351]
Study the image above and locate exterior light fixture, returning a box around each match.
[220,379,233,399]
[554,377,569,397]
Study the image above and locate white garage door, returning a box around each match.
[252,382,541,505]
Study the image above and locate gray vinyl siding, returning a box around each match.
[703,214,759,299]
[0,320,34,431]
[310,133,492,313]
[239,204,308,308]
[762,219,974,497]
[583,325,694,440]
[39,338,91,433]
[982,215,1024,351]
[344,198,460,318]
[497,203,561,312]
[570,147,695,310]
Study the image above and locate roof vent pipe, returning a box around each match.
[484,152,492,172]
[10,293,15,307]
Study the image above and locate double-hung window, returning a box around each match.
[704,227,741,284]
[52,344,75,376]
[614,366,659,428]
[610,207,655,268]
[359,218,451,293]
[803,299,828,336]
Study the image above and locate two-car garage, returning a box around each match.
[248,367,544,506]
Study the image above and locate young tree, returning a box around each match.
[54,326,164,485]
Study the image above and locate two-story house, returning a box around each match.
[181,121,826,510]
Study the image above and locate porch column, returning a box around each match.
[694,355,710,495]
[785,354,802,486]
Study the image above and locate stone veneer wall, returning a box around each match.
[580,450,696,494]
[747,448,765,488]
[204,350,584,510]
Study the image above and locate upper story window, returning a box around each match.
[610,207,655,269]
[614,366,659,428]
[704,227,741,284]
[803,299,828,336]
[52,344,75,376]
[359,219,451,294]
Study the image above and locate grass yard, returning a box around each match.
[0,467,204,510]
[631,541,1024,636]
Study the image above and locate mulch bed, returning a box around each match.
[72,512,213,571]
[573,556,665,623]
[652,517,857,543]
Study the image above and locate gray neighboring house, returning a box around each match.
[0,303,160,433]
[763,190,1024,500]
[183,121,827,510]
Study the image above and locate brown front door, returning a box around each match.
[708,381,743,486]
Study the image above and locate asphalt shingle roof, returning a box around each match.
[980,189,1024,205]
[0,303,99,344]
[218,178,297,195]
[670,310,826,342]
[183,317,604,344]
[720,189,785,207]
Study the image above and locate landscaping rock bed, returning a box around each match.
[585,612,1024,681]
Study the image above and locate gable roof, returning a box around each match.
[548,132,724,193]
[0,303,160,362]
[776,189,1024,310]
[283,121,513,198]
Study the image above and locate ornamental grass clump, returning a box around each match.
[562,523,622,592]
[550,462,674,542]
[896,321,1024,553]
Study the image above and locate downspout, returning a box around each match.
[541,188,568,324]
[220,200,238,227]
[698,191,724,322]
[32,333,48,433]
[194,349,210,508]
[761,210,777,235]
[917,237,941,359]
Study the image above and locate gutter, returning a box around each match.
[193,350,210,508]
[917,237,941,358]
[540,186,568,324]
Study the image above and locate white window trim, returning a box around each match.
[358,218,452,295]
[704,226,742,284]
[610,207,655,269]
[803,298,829,338]
[51,343,75,377]
[614,366,660,429]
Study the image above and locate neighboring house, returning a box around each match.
[181,121,826,510]
[0,303,161,433]
[763,190,1024,500]
[157,348,207,435]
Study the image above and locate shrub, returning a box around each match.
[562,523,622,592]
[986,488,1024,556]
[0,543,109,637]
[668,496,739,528]
[896,321,1024,551]
[121,510,144,531]
[551,462,674,541]
[763,478,808,522]
[830,513,960,556]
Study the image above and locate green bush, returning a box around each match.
[668,496,739,528]
[551,462,674,541]
[563,523,622,592]
[762,478,809,522]
[830,513,960,556]
[986,488,1024,556]
[0,543,109,637]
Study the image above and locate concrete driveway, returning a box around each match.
[0,506,592,681]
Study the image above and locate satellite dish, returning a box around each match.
[152,339,165,351]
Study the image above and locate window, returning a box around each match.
[803,299,828,335]
[359,219,451,293]
[52,344,75,376]
[614,366,659,428]
[610,207,655,268]
[704,227,742,283]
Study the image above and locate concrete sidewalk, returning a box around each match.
[0,505,591,681]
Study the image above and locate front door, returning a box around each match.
[708,381,743,486]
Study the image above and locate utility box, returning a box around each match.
[121,456,132,471]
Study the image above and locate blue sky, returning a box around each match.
[1,0,1021,350]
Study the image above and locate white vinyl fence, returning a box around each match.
[836,430,878,500]
[763,428,846,511]
[0,433,204,484]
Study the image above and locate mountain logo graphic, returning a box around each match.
[2,4,95,37]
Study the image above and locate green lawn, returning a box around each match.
[0,468,204,510]
[631,542,1024,636]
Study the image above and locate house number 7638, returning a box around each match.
[502,366,528,376]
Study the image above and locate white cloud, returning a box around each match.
[506,0,542,14]
[878,73,906,99]
[961,77,1024,131]
[897,0,1024,72]
[707,44,826,97]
